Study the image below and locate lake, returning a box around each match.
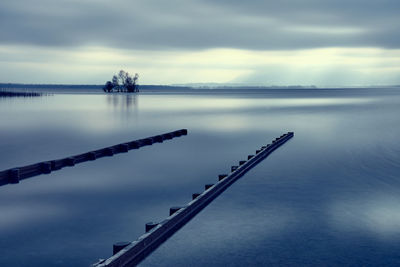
[1,88,400,266]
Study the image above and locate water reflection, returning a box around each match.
[1,89,400,266]
[330,193,400,238]
[0,202,65,232]
[136,96,375,112]
[106,94,137,110]
[105,93,139,123]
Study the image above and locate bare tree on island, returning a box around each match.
[112,75,119,91]
[103,70,139,93]
[104,81,113,92]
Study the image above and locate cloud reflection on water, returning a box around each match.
[0,202,66,233]
[330,194,400,239]
[1,89,400,266]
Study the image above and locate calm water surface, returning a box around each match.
[0,89,400,266]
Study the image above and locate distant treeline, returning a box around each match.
[0,83,316,91]
[185,85,318,89]
[0,83,102,90]
[0,83,191,91]
[3,83,374,91]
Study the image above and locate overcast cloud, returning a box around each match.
[1,0,399,50]
[0,0,399,85]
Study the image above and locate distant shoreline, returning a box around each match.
[1,83,399,95]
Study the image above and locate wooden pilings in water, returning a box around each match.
[0,129,188,187]
[94,131,294,267]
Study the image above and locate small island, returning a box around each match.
[103,70,139,93]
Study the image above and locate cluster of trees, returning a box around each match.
[103,70,139,93]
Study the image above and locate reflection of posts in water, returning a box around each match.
[106,94,138,111]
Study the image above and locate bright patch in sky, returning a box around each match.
[0,0,399,85]
[1,45,399,86]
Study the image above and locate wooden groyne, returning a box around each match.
[0,129,188,187]
[0,90,43,97]
[93,131,294,267]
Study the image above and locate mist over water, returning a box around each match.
[0,88,400,266]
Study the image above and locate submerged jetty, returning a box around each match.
[93,132,294,267]
[0,129,188,187]
[0,90,42,97]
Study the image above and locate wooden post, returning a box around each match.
[113,242,130,255]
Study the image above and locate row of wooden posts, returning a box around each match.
[0,129,188,187]
[94,132,294,267]
[0,129,293,266]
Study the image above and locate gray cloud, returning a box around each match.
[0,0,399,50]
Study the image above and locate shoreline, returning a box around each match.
[1,85,400,96]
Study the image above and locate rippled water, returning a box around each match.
[0,88,399,266]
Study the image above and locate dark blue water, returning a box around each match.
[0,89,400,266]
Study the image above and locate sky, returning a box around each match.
[0,0,399,86]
